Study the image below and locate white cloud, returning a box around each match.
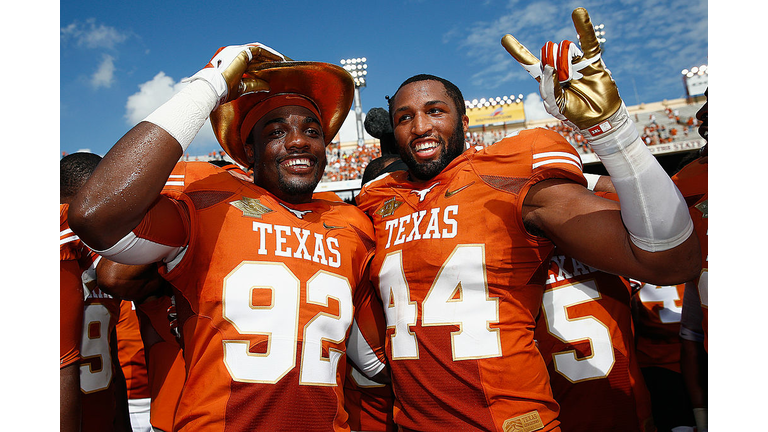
[61,18,128,49]
[124,72,219,155]
[523,93,555,121]
[125,72,182,123]
[91,54,115,89]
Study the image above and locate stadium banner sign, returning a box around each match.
[466,103,525,126]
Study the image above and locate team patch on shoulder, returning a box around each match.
[375,197,403,219]
[230,197,273,219]
[502,410,544,432]
[695,199,707,218]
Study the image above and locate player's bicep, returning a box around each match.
[93,196,190,265]
[524,179,698,284]
[523,179,631,272]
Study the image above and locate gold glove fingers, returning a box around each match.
[501,34,542,81]
[500,7,624,136]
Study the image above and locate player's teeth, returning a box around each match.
[287,158,310,166]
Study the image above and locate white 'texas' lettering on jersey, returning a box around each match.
[252,222,341,268]
[383,205,458,249]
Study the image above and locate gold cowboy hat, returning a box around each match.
[210,61,354,168]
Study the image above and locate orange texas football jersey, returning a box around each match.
[535,247,654,432]
[356,128,587,432]
[632,281,686,373]
[125,161,384,432]
[135,294,184,432]
[116,301,150,400]
[344,363,395,432]
[61,204,86,368]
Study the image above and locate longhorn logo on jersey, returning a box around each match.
[411,182,439,202]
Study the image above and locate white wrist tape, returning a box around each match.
[143,79,218,152]
[693,407,707,431]
[589,116,693,252]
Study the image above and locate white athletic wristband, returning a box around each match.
[584,173,601,192]
[142,79,218,152]
[588,116,693,252]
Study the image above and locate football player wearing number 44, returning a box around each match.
[68,43,388,431]
[355,7,700,432]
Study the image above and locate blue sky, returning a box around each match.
[59,0,708,157]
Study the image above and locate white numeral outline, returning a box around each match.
[541,280,615,382]
[222,261,352,385]
[379,245,501,361]
[80,303,113,393]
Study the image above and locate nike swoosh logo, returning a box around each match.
[323,222,346,230]
[445,181,475,198]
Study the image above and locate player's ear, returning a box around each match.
[461,114,469,135]
[244,134,256,166]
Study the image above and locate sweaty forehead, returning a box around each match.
[393,80,450,110]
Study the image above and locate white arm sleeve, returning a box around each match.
[87,231,186,266]
[346,319,386,379]
[589,111,693,252]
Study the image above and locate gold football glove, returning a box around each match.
[185,43,292,108]
[502,7,628,141]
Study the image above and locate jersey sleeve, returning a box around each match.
[60,259,84,368]
[472,128,587,188]
[93,164,194,266]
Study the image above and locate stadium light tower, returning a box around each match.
[594,23,606,46]
[341,57,368,148]
[681,64,708,100]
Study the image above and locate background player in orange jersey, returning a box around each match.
[69,43,388,431]
[677,90,708,432]
[631,279,696,432]
[536,248,654,432]
[356,8,699,431]
[60,152,102,432]
[97,260,185,432]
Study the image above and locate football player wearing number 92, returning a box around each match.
[68,43,388,432]
[355,7,700,432]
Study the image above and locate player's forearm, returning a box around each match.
[68,122,183,250]
[60,364,81,432]
[681,338,707,408]
[69,80,217,250]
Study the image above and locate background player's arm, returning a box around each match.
[97,259,168,302]
[523,179,700,285]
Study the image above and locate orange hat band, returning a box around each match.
[239,94,322,145]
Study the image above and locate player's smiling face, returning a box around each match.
[391,80,468,181]
[248,105,327,203]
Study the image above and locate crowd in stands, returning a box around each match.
[62,107,704,183]
[322,142,381,182]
